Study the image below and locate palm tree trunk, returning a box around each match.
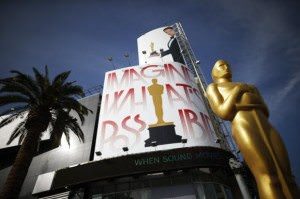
[0,129,40,198]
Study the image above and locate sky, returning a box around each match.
[0,0,299,183]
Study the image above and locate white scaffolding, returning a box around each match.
[172,22,239,157]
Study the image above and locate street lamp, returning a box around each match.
[124,52,131,65]
[107,56,116,69]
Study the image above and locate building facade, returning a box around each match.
[0,23,255,199]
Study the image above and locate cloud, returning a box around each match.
[272,71,300,109]
[209,1,298,85]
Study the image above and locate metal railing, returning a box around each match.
[76,85,103,100]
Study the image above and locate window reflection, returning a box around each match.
[90,183,233,199]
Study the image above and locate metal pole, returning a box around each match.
[107,57,116,69]
[229,158,252,199]
[124,52,131,65]
[173,22,231,151]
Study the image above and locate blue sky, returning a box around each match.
[1,0,299,183]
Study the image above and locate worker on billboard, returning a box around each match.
[160,26,185,64]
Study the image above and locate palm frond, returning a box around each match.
[0,95,29,107]
[63,81,76,87]
[59,97,91,124]
[67,119,85,142]
[49,110,70,146]
[33,67,48,92]
[18,131,27,145]
[6,120,26,145]
[60,84,85,98]
[9,70,40,97]
[0,111,25,128]
[45,65,49,82]
[43,65,50,89]
[0,105,28,117]
[64,129,71,147]
[0,80,37,101]
[52,71,71,87]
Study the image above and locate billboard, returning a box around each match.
[137,26,185,65]
[93,62,220,160]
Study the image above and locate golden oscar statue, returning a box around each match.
[206,60,299,199]
[147,78,167,125]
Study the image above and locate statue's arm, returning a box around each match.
[206,84,243,120]
[252,86,270,117]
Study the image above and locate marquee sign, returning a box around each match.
[50,147,233,191]
[93,62,220,160]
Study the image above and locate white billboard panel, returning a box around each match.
[93,62,220,160]
[137,26,185,65]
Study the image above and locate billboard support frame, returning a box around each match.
[172,22,237,154]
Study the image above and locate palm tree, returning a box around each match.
[0,66,91,198]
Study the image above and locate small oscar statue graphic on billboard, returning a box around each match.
[149,42,160,57]
[145,78,182,147]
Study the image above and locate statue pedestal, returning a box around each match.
[145,123,182,147]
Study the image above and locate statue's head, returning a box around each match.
[152,78,158,84]
[212,60,232,82]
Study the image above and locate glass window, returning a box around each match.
[130,189,151,199]
[95,185,197,199]
[214,184,225,199]
[194,183,206,199]
[92,183,233,199]
[224,187,234,199]
[194,183,233,199]
[202,183,217,199]
[150,184,196,199]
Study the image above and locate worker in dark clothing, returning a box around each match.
[160,26,185,64]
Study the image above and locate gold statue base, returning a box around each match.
[148,122,174,128]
